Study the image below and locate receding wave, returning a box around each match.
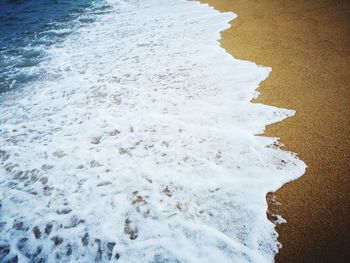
[0,0,305,262]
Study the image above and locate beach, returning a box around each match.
[0,0,348,261]
[200,0,350,262]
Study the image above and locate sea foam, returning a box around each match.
[0,0,306,262]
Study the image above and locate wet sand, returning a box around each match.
[200,0,350,262]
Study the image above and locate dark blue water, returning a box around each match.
[0,0,104,94]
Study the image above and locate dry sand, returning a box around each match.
[200,0,350,262]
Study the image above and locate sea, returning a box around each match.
[0,0,305,262]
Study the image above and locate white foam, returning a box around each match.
[0,0,306,262]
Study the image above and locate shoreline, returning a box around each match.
[200,0,350,262]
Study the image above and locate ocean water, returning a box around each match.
[0,0,106,94]
[0,0,306,262]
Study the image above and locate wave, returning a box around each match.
[0,0,305,262]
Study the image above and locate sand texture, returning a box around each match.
[200,0,350,262]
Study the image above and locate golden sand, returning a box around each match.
[200,0,350,261]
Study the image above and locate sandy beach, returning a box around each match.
[200,0,350,262]
[0,0,348,261]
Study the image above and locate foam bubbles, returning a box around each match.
[0,0,305,262]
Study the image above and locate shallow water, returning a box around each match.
[0,0,104,93]
[0,0,305,262]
